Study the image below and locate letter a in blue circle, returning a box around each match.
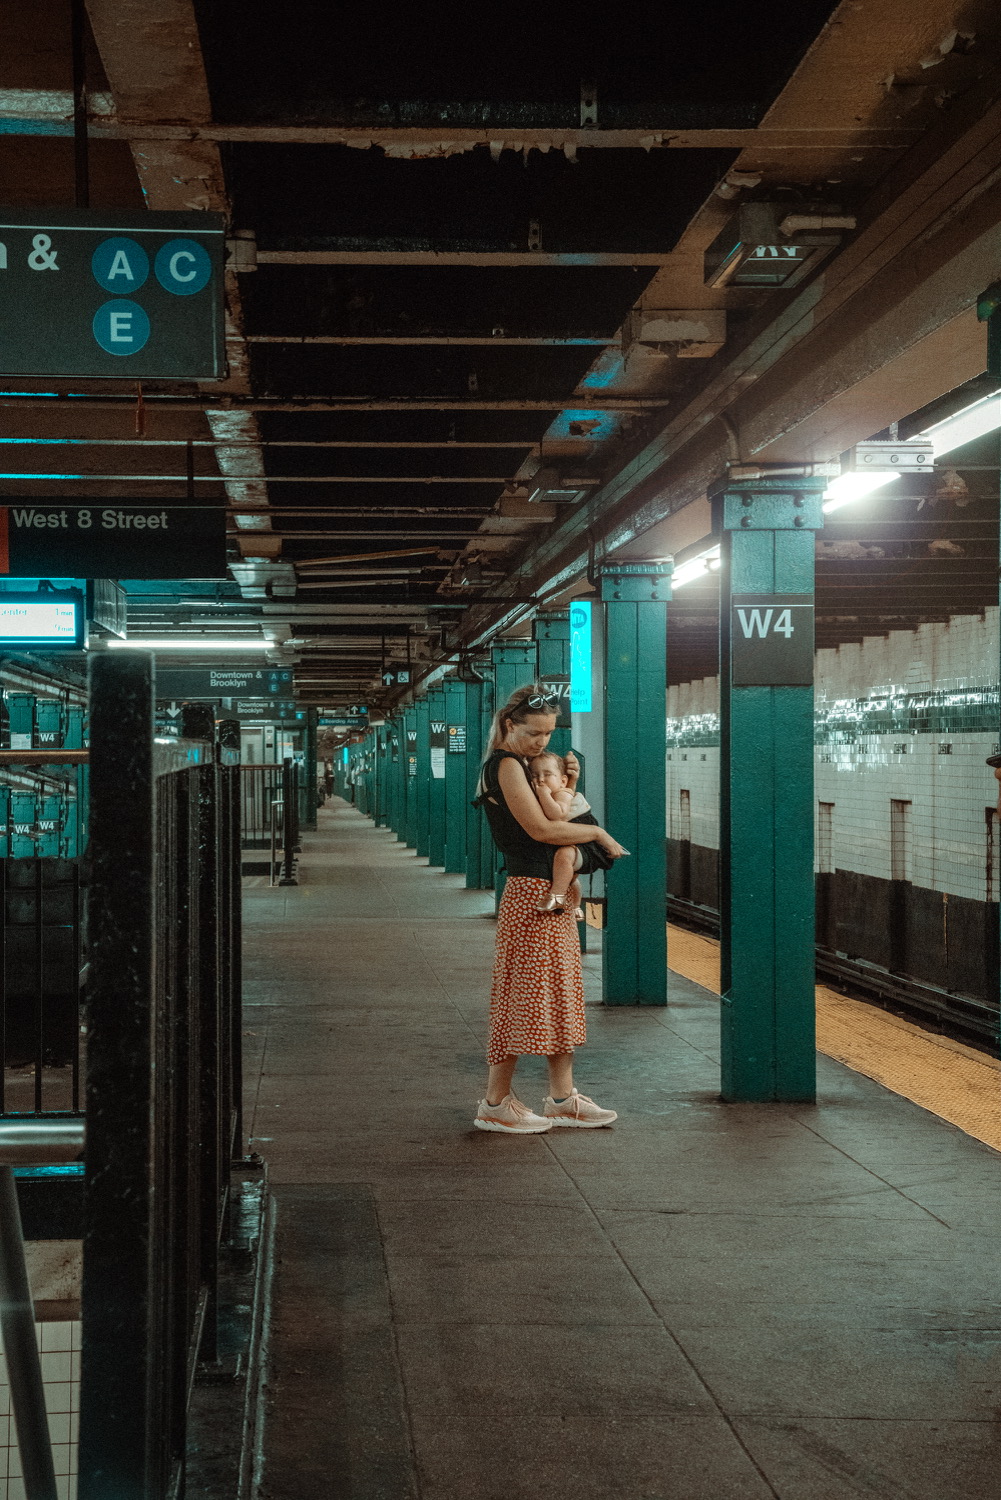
[92,237,149,291]
[93,300,151,355]
[155,238,212,296]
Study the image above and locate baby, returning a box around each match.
[529,750,591,918]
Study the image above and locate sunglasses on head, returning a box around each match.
[526,694,558,709]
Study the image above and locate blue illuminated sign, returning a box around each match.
[569,600,592,712]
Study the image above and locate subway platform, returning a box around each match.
[243,798,1001,1500]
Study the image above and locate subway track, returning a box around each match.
[664,919,1001,1154]
[667,895,1000,1056]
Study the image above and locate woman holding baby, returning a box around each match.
[472,684,628,1135]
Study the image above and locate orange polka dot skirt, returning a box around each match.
[487,877,586,1064]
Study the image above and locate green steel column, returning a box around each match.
[461,673,489,888]
[443,676,469,874]
[711,470,826,1103]
[489,641,538,904]
[468,659,495,889]
[394,714,407,841]
[427,688,447,868]
[415,695,431,858]
[389,715,404,837]
[403,707,419,848]
[599,562,672,1006]
[372,725,385,826]
[302,708,318,829]
[356,735,370,816]
[534,611,572,757]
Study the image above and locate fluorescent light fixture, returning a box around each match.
[107,638,275,650]
[670,544,721,589]
[920,392,1001,457]
[822,470,900,513]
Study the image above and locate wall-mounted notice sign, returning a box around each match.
[447,724,467,754]
[569,600,592,712]
[0,209,225,379]
[156,667,293,700]
[0,504,227,578]
[430,720,446,778]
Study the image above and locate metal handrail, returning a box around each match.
[269,796,283,885]
[0,1120,85,1500]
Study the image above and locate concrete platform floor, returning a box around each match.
[244,798,1001,1500]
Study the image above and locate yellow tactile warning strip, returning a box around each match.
[666,924,1001,1152]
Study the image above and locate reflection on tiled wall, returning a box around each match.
[0,1319,79,1500]
[666,610,1000,903]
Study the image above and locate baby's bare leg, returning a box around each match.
[550,844,577,898]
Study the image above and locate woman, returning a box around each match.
[473,684,628,1134]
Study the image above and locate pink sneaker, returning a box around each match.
[474,1094,553,1133]
[543,1089,617,1128]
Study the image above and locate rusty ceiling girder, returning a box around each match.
[0,107,923,153]
[457,90,1001,649]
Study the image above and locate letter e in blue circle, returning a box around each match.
[155,238,212,296]
[93,300,151,355]
[92,237,149,291]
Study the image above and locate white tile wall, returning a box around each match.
[666,613,1000,903]
[0,1319,79,1500]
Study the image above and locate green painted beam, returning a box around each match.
[443,676,470,874]
[489,641,538,907]
[600,562,672,1005]
[427,687,447,868]
[462,674,490,888]
[534,611,572,759]
[472,662,495,889]
[415,695,431,858]
[403,706,419,848]
[712,472,826,1103]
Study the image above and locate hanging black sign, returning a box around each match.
[0,503,227,579]
[0,209,225,379]
[156,667,293,699]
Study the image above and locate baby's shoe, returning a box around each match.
[536,892,566,914]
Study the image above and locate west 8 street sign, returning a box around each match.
[0,209,225,379]
[0,503,227,578]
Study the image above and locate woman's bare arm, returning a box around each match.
[498,758,625,853]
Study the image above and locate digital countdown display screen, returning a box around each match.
[0,591,85,649]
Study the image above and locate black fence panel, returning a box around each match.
[79,653,242,1500]
[1,858,82,1111]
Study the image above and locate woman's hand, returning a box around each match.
[596,830,629,859]
[564,751,580,783]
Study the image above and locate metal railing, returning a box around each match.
[1,858,83,1113]
[0,1117,85,1500]
[240,764,285,848]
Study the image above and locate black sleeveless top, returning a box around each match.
[475,750,554,879]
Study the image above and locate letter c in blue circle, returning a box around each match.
[155,238,212,296]
[93,300,151,355]
[92,237,149,291]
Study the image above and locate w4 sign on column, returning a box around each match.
[731,594,814,686]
